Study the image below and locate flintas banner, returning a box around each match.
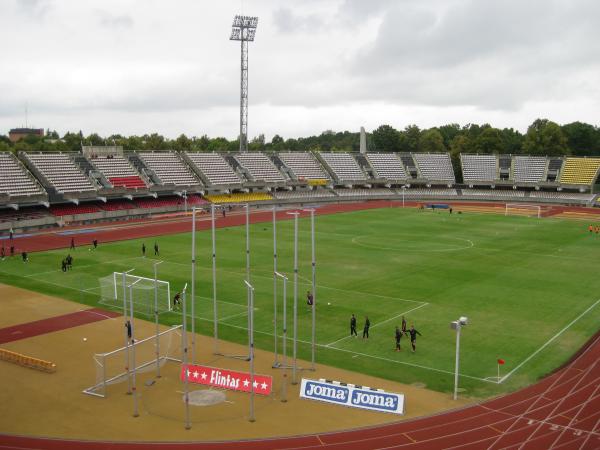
[180,364,273,396]
[299,378,404,415]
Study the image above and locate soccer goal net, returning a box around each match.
[83,325,182,398]
[505,203,541,218]
[99,272,171,316]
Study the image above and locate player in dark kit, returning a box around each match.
[306,290,313,306]
[61,259,67,272]
[363,316,371,339]
[173,292,181,310]
[395,326,403,351]
[1,247,4,260]
[154,242,159,256]
[408,325,422,353]
[401,315,408,336]
[125,320,132,343]
[21,251,28,262]
[93,239,98,249]
[350,314,357,337]
[70,238,75,250]
[142,243,146,257]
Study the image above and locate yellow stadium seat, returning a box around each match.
[205,192,273,204]
[559,157,600,185]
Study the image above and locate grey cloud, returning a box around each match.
[97,11,134,29]
[272,7,325,33]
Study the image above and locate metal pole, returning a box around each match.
[292,212,299,385]
[309,210,316,370]
[402,187,405,208]
[122,269,134,395]
[282,275,288,366]
[129,281,140,417]
[244,280,256,422]
[191,208,196,363]
[453,324,461,401]
[182,284,191,429]
[184,190,187,213]
[154,261,163,378]
[273,207,278,367]
[245,204,251,350]
[211,203,218,353]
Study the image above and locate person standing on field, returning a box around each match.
[70,237,75,250]
[363,316,371,339]
[408,325,422,353]
[395,326,403,351]
[350,314,357,337]
[154,242,159,256]
[142,243,146,257]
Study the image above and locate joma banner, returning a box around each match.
[180,364,273,396]
[300,378,405,415]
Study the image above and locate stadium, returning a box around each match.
[1,144,599,449]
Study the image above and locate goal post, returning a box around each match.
[99,272,171,316]
[83,325,183,398]
[505,203,541,218]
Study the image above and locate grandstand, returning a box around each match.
[399,188,458,197]
[461,189,526,199]
[460,154,497,183]
[334,188,395,197]
[22,152,97,194]
[0,153,46,200]
[185,152,243,186]
[234,152,286,183]
[558,157,600,185]
[272,189,335,200]
[90,155,149,190]
[318,153,367,182]
[205,192,273,203]
[138,152,200,187]
[413,153,455,183]
[512,156,547,184]
[278,152,330,181]
[365,153,409,182]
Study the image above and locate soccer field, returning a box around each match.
[1,207,598,399]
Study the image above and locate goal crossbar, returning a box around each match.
[505,203,541,218]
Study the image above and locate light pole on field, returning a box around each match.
[302,208,317,370]
[401,185,407,208]
[450,316,468,400]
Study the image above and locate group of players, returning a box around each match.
[350,313,422,353]
[588,224,600,234]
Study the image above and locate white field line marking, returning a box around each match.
[218,310,250,322]
[168,309,494,384]
[325,302,429,347]
[79,309,117,320]
[351,235,475,253]
[499,297,600,383]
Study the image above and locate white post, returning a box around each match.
[122,269,134,395]
[273,206,278,367]
[153,261,163,378]
[402,186,406,208]
[288,211,299,385]
[182,284,191,430]
[129,281,141,418]
[184,190,187,213]
[190,208,197,363]
[453,324,461,401]
[245,204,251,351]
[211,203,218,353]
[244,280,256,422]
[308,209,316,370]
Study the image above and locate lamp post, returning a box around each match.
[450,316,468,400]
[183,190,187,213]
[401,185,407,208]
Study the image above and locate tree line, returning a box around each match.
[1,119,599,158]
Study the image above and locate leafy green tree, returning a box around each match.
[419,129,446,153]
[173,134,192,151]
[562,122,599,156]
[523,119,569,156]
[399,125,421,152]
[473,128,504,154]
[371,125,401,152]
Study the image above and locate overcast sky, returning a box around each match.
[1,0,599,140]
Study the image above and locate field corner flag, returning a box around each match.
[497,358,505,382]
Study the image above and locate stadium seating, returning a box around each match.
[319,153,367,181]
[234,153,286,183]
[97,200,136,211]
[462,189,525,198]
[278,152,330,181]
[0,207,50,223]
[0,153,45,198]
[205,192,273,203]
[365,153,409,181]
[399,188,458,197]
[529,191,595,201]
[558,157,600,185]
[185,152,242,185]
[460,154,497,182]
[273,190,335,200]
[139,152,200,186]
[90,155,148,189]
[49,204,102,216]
[334,188,395,197]
[24,153,97,194]
[513,156,547,183]
[413,153,455,182]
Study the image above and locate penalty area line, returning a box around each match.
[499,297,600,384]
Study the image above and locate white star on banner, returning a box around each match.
[252,381,258,389]
[193,371,199,378]
[201,372,207,380]
[186,370,191,378]
[243,379,250,387]
[261,381,268,390]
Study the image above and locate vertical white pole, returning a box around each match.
[122,271,131,395]
[154,261,162,377]
[292,213,298,385]
[273,207,278,367]
[129,283,139,417]
[182,284,191,429]
[190,208,196,364]
[211,204,218,353]
[248,283,255,422]
[310,210,316,370]
[453,325,461,401]
[282,276,287,366]
[246,204,251,353]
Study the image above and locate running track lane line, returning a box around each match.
[0,308,121,344]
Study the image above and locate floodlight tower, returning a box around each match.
[230,15,258,153]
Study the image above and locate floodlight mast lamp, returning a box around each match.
[230,15,258,153]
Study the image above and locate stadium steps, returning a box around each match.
[354,153,375,179]
[223,154,250,182]
[74,154,110,189]
[127,153,161,185]
[181,152,212,186]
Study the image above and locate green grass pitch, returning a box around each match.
[0,207,599,399]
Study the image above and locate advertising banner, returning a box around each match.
[180,364,273,396]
